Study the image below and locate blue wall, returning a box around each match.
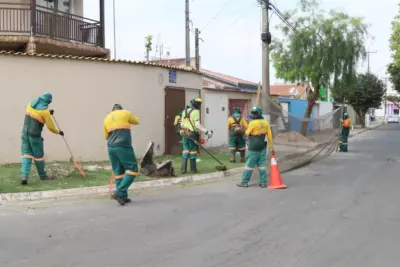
[277,97,317,133]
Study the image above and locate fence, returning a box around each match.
[0,3,101,46]
[267,98,343,173]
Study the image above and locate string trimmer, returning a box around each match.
[193,134,227,171]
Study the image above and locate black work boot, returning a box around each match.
[124,198,132,203]
[190,159,198,173]
[181,158,188,174]
[240,151,246,163]
[236,183,249,188]
[40,175,55,181]
[230,151,236,163]
[21,177,28,185]
[112,194,125,206]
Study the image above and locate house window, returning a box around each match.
[36,0,72,14]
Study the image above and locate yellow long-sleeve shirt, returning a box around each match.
[227,116,248,129]
[22,104,60,137]
[246,119,274,151]
[103,110,139,147]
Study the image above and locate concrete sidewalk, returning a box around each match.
[0,122,383,203]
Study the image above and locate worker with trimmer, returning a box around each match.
[180,98,213,173]
[104,104,140,206]
[237,106,275,188]
[21,92,64,185]
[227,107,248,163]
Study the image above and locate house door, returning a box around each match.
[165,88,186,155]
[228,99,249,119]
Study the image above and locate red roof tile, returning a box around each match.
[270,84,306,97]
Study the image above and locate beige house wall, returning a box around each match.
[201,89,256,148]
[0,54,202,163]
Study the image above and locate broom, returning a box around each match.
[52,115,86,178]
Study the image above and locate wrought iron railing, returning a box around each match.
[0,3,102,46]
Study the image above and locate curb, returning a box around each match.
[1,154,296,203]
[349,122,382,138]
[0,167,245,203]
[3,123,382,204]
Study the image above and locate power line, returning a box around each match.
[201,0,231,31]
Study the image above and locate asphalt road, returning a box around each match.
[1,123,400,267]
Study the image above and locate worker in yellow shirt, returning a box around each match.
[21,92,64,185]
[237,106,275,188]
[227,107,248,163]
[174,108,184,147]
[103,104,140,205]
[180,98,213,173]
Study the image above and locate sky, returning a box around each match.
[84,0,398,91]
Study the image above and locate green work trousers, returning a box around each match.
[339,127,350,152]
[182,134,199,159]
[241,150,267,185]
[177,132,183,147]
[21,134,46,178]
[108,146,138,199]
[229,135,246,152]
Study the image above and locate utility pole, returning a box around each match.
[112,0,117,59]
[367,50,377,73]
[383,77,388,123]
[260,0,272,119]
[195,28,203,70]
[185,0,191,66]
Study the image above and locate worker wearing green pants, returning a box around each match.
[104,104,140,205]
[237,106,275,188]
[180,98,213,173]
[21,92,64,185]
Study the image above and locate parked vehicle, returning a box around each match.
[388,116,399,123]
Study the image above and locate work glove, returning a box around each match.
[59,131,64,136]
[270,148,276,155]
[206,130,213,138]
[49,109,54,115]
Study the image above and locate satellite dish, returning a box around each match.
[289,87,299,96]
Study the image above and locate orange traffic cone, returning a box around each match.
[268,154,287,189]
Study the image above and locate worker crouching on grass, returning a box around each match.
[180,98,213,173]
[237,106,275,188]
[104,104,140,206]
[21,92,64,185]
[227,107,248,163]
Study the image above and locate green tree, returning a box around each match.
[145,35,153,61]
[270,0,368,135]
[348,73,386,128]
[388,4,400,94]
[389,3,400,66]
[388,64,400,93]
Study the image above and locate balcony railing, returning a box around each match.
[0,3,102,47]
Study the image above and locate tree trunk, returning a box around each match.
[355,109,366,128]
[300,86,320,136]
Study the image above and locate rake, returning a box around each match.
[52,115,86,178]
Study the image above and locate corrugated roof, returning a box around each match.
[270,83,306,97]
[201,69,257,86]
[0,51,200,73]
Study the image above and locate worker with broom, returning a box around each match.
[20,92,64,185]
[180,98,213,173]
[104,104,140,206]
[237,106,275,188]
[174,108,184,147]
[227,107,248,163]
